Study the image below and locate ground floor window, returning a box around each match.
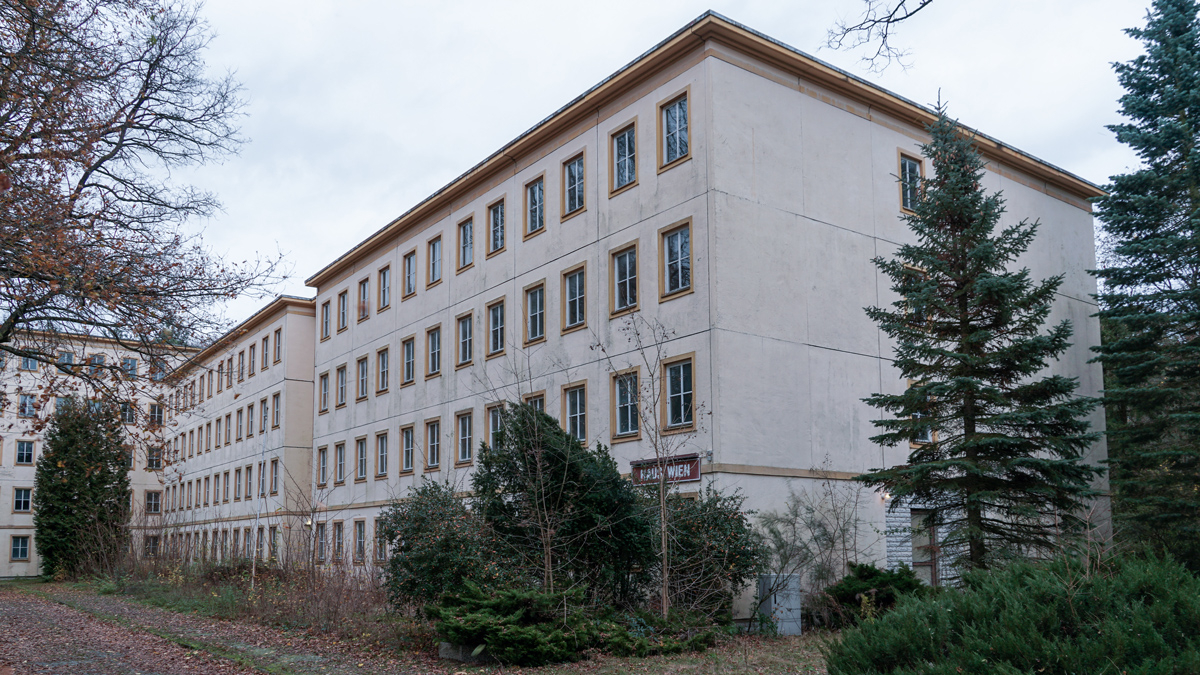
[12,535,30,561]
[911,509,939,586]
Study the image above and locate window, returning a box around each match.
[226,357,233,387]
[661,224,692,297]
[376,433,388,476]
[356,438,367,480]
[55,352,73,374]
[270,458,279,494]
[525,285,545,343]
[377,349,389,391]
[911,510,939,586]
[526,394,545,413]
[207,371,213,397]
[900,154,922,211]
[19,356,37,371]
[357,357,369,399]
[145,446,162,470]
[488,301,505,355]
[321,301,331,339]
[143,489,160,514]
[204,476,210,505]
[144,535,159,559]
[337,291,348,330]
[355,279,369,321]
[563,266,586,330]
[274,328,282,362]
[12,536,29,561]
[18,394,35,418]
[375,521,387,561]
[613,246,637,313]
[489,405,504,449]
[319,373,329,412]
[427,327,441,376]
[335,443,346,482]
[426,421,440,468]
[317,448,328,485]
[224,414,231,443]
[122,358,138,379]
[238,351,245,380]
[402,338,415,384]
[402,426,414,472]
[458,219,474,269]
[662,94,689,165]
[13,488,31,512]
[120,402,135,424]
[564,154,585,214]
[403,251,417,297]
[315,522,327,562]
[428,236,442,285]
[457,315,473,365]
[15,441,33,465]
[223,471,230,501]
[614,371,639,437]
[249,344,257,374]
[354,521,366,562]
[565,385,587,442]
[259,399,268,433]
[272,393,280,427]
[261,337,269,370]
[336,366,347,406]
[457,412,473,463]
[526,178,544,235]
[489,200,505,253]
[911,387,935,445]
[236,409,244,440]
[666,358,694,428]
[235,468,243,499]
[613,124,636,191]
[258,461,266,496]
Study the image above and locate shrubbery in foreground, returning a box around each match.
[825,554,1200,674]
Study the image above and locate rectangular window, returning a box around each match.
[18,394,35,418]
[224,414,231,444]
[564,154,585,214]
[358,279,370,320]
[13,488,31,512]
[217,363,225,392]
[336,443,346,482]
[375,521,387,561]
[666,358,694,428]
[120,402,135,424]
[376,433,388,476]
[427,327,441,376]
[563,267,586,330]
[356,438,367,480]
[226,357,233,387]
[19,356,37,371]
[402,339,415,384]
[12,536,29,561]
[377,349,389,391]
[428,237,442,285]
[379,267,392,308]
[403,251,417,297]
[272,393,280,427]
[426,421,440,468]
[270,458,279,494]
[258,461,266,496]
[213,475,220,504]
[489,200,505,253]
[662,224,691,296]
[911,384,935,445]
[317,448,327,485]
[336,366,347,406]
[357,357,369,399]
[122,358,138,379]
[321,301,331,339]
[337,291,348,330]
[900,154,922,211]
[354,521,366,562]
[204,477,210,505]
[526,178,544,235]
[315,522,326,562]
[458,219,473,269]
[662,94,689,165]
[148,447,162,470]
[16,441,33,465]
[274,328,282,362]
[402,427,414,472]
[88,354,105,377]
[238,351,245,380]
[613,125,636,190]
[223,471,230,501]
[565,385,587,442]
[457,315,473,365]
[319,373,329,411]
[613,246,637,312]
[55,352,73,374]
[488,301,505,355]
[489,405,504,449]
[458,412,473,463]
[525,285,545,343]
[911,510,939,586]
[526,394,545,413]
[207,371,213,397]
[236,409,244,440]
[615,371,639,437]
[235,468,243,499]
[262,338,270,370]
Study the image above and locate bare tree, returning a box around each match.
[827,0,938,70]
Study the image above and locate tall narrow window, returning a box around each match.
[274,328,282,361]
[235,468,243,499]
[317,448,327,485]
[333,522,343,561]
[358,279,370,320]
[565,386,587,442]
[459,219,473,269]
[402,339,415,384]
[489,201,505,253]
[526,178,544,235]
[615,372,639,437]
[564,267,586,329]
[489,406,503,449]
[321,302,331,339]
[356,438,367,479]
[336,366,347,406]
[458,413,473,463]
[427,421,440,468]
[319,373,329,412]
[270,459,279,493]
[488,301,505,355]
[564,154,585,214]
[355,521,366,561]
[662,225,691,296]
[315,522,326,562]
[613,247,637,312]
[666,359,693,428]
[526,285,545,343]
[404,251,417,297]
[357,357,368,399]
[377,349,389,391]
[337,291,348,330]
[236,409,244,440]
[613,125,636,190]
[427,327,441,376]
[376,433,388,476]
[402,427,414,472]
[238,351,245,380]
[900,154,922,211]
[272,393,280,427]
[458,315,473,365]
[662,95,689,165]
[261,336,269,370]
[335,443,346,482]
[379,267,391,308]
[428,237,442,285]
[14,488,31,512]
[911,510,939,586]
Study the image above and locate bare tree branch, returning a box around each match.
[826,0,937,71]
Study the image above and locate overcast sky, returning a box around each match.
[180,0,1149,325]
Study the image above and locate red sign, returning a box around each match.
[630,453,701,485]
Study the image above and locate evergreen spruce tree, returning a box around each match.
[1093,0,1200,570]
[859,110,1103,570]
[34,398,131,577]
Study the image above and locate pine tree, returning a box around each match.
[858,110,1103,571]
[1093,0,1200,570]
[34,398,131,577]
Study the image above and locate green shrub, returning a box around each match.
[597,609,721,657]
[825,553,1200,674]
[822,562,927,626]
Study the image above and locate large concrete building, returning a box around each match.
[3,13,1107,589]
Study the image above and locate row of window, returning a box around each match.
[7,353,151,380]
[170,392,283,462]
[157,457,281,515]
[320,94,691,341]
[147,517,387,566]
[1,439,35,466]
[166,327,284,420]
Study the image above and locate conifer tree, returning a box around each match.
[1093,0,1200,570]
[34,398,131,577]
[859,110,1102,570]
